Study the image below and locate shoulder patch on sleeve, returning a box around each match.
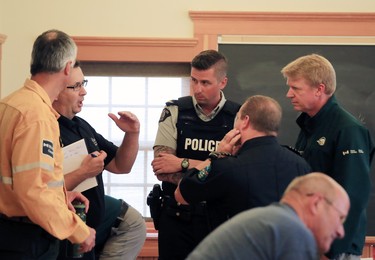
[159,108,172,123]
[42,140,54,158]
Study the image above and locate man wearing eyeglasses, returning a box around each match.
[66,79,88,91]
[0,30,95,259]
[187,172,350,260]
[53,63,146,260]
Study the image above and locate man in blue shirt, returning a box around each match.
[187,172,350,260]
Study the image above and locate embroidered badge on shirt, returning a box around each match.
[159,108,171,123]
[42,140,54,158]
[342,149,364,156]
[317,137,326,146]
[197,164,211,182]
[91,137,98,147]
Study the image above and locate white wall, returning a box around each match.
[1,0,375,97]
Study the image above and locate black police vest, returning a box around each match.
[162,96,240,195]
[175,96,240,160]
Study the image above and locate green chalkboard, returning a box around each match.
[219,43,375,234]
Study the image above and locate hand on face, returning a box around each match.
[217,128,241,155]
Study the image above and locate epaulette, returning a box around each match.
[166,99,178,107]
[165,96,193,109]
[282,145,303,156]
[208,151,235,160]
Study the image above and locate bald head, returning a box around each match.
[282,172,350,255]
[283,172,348,203]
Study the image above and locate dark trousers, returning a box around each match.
[57,196,125,260]
[157,202,211,260]
[0,218,59,260]
[58,240,95,260]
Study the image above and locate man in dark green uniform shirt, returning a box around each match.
[281,53,375,260]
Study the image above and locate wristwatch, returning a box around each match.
[181,158,189,172]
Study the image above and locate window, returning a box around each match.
[79,62,190,217]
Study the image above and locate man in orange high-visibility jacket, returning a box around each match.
[0,29,95,259]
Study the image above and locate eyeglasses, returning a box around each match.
[67,80,88,91]
[305,192,347,224]
[321,196,347,224]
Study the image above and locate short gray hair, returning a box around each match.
[30,29,77,75]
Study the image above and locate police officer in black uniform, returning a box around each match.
[175,95,312,233]
[151,50,241,260]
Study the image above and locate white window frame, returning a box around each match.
[79,65,190,217]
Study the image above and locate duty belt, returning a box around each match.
[162,196,207,219]
[113,200,129,228]
[0,213,35,225]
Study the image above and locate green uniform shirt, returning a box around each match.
[295,95,375,258]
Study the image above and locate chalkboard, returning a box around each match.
[219,43,375,234]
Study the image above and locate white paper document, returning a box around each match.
[62,139,98,192]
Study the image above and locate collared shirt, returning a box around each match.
[0,79,89,243]
[154,91,228,150]
[187,203,318,260]
[192,93,227,122]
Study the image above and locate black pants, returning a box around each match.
[157,201,211,260]
[0,218,59,260]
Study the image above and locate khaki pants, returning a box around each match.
[99,206,147,260]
